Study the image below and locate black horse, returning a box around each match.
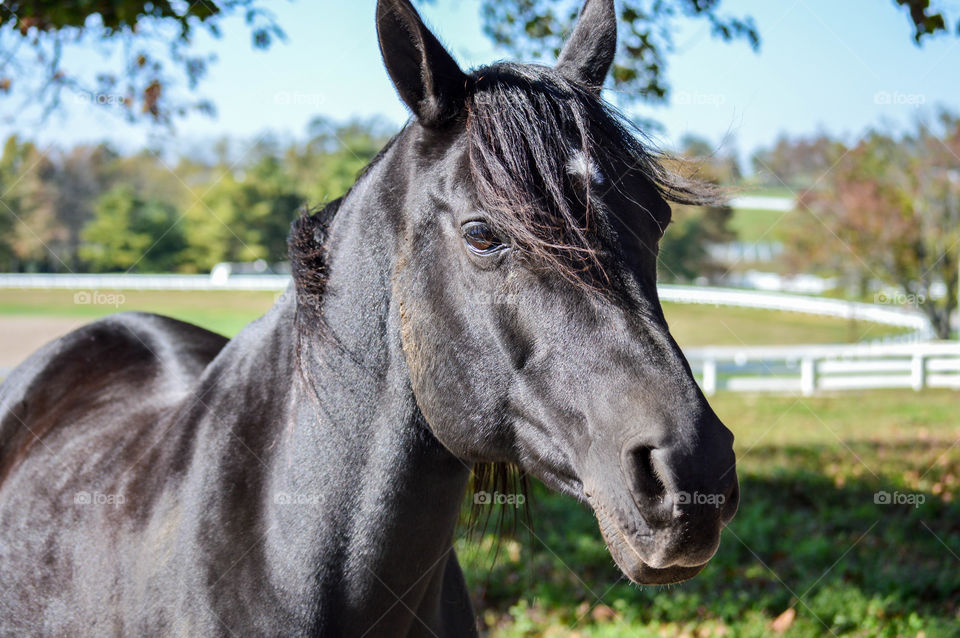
[0,0,738,635]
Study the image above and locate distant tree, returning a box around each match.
[658,135,736,283]
[53,144,120,267]
[0,119,399,273]
[0,0,283,125]
[0,135,31,270]
[0,135,70,271]
[751,134,848,189]
[182,154,303,270]
[0,139,120,271]
[679,133,741,184]
[110,149,194,205]
[81,184,186,272]
[788,114,960,338]
[287,117,396,205]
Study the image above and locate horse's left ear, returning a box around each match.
[376,0,466,126]
[555,0,617,92]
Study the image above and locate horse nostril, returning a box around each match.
[630,446,667,502]
[721,479,740,524]
[727,480,739,503]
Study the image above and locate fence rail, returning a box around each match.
[686,342,960,396]
[0,274,952,394]
[0,274,934,336]
[657,284,933,338]
[0,272,291,291]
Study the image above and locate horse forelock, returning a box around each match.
[464,62,720,287]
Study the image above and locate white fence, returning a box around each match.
[0,274,952,394]
[658,284,934,340]
[0,272,291,291]
[686,342,960,396]
[728,195,795,212]
[0,274,935,338]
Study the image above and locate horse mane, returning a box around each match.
[288,131,403,321]
[289,199,338,322]
[465,62,721,285]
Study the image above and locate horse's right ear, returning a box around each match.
[376,0,466,126]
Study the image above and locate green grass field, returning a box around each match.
[0,289,905,346]
[737,187,798,200]
[459,390,960,637]
[0,289,281,337]
[663,303,904,346]
[728,208,790,243]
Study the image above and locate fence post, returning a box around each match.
[800,357,818,396]
[702,358,717,396]
[911,353,927,391]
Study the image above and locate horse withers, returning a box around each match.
[0,0,738,635]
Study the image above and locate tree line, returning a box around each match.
[0,117,394,274]
[0,123,740,278]
[780,114,960,339]
[2,114,957,337]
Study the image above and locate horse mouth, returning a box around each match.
[620,561,707,586]
[588,494,720,585]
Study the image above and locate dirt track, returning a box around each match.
[0,316,88,374]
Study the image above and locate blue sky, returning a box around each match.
[4,0,959,164]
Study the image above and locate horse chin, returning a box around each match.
[602,530,711,585]
[619,559,707,586]
[588,494,717,586]
[604,535,709,585]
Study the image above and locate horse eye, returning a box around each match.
[462,221,504,254]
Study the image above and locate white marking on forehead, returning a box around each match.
[565,150,604,186]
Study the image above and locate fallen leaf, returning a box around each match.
[771,607,796,634]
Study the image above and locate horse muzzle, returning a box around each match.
[582,425,739,585]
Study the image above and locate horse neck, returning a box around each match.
[266,134,472,630]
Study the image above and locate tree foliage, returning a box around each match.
[894,0,960,41]
[0,117,394,273]
[425,0,959,106]
[785,115,960,338]
[181,154,303,271]
[751,134,848,190]
[0,0,283,124]
[460,0,758,104]
[81,184,185,272]
[3,1,958,124]
[658,134,736,283]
